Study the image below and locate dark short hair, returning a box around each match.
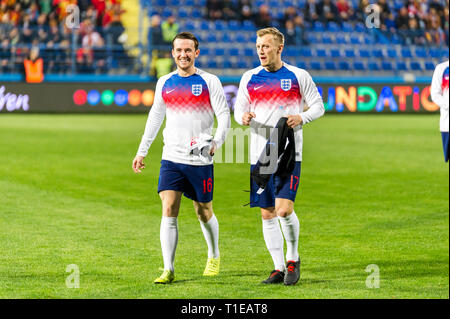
[172,32,199,50]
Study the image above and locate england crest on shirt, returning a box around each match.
[192,84,202,96]
[281,79,292,91]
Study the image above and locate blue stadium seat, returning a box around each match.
[415,48,427,58]
[215,20,227,31]
[221,33,232,42]
[192,7,202,18]
[297,61,307,69]
[200,20,209,31]
[200,47,210,55]
[350,35,361,45]
[341,21,354,32]
[178,7,188,18]
[330,49,340,58]
[327,22,340,32]
[228,48,240,56]
[381,61,394,71]
[425,62,435,71]
[430,48,442,58]
[235,33,247,43]
[223,60,232,69]
[410,61,422,71]
[313,21,325,32]
[355,22,366,32]
[207,60,218,68]
[396,61,408,71]
[368,61,380,71]
[236,60,248,69]
[184,20,195,31]
[207,33,218,42]
[300,48,312,57]
[284,47,297,57]
[372,49,383,58]
[316,49,327,58]
[344,49,355,58]
[353,61,366,71]
[228,20,240,31]
[244,48,254,57]
[214,48,225,56]
[336,34,347,44]
[401,48,412,58]
[309,61,322,70]
[338,61,350,71]
[242,20,256,30]
[324,61,337,70]
[358,49,371,58]
[322,34,333,44]
[387,49,397,59]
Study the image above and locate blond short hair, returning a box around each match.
[256,27,285,45]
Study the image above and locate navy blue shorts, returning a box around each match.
[157,160,214,203]
[250,162,302,208]
[442,132,449,163]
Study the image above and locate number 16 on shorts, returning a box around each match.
[203,178,213,194]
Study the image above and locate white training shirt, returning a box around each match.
[137,68,231,165]
[431,60,449,132]
[234,62,325,164]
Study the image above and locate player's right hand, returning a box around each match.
[242,112,256,126]
[132,155,146,173]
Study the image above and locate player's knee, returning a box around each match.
[261,207,276,220]
[162,205,179,217]
[276,206,293,218]
[194,202,213,222]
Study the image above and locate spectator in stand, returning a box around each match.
[283,19,296,46]
[23,45,44,83]
[222,0,237,21]
[237,0,253,23]
[39,0,52,15]
[10,3,23,26]
[376,0,391,22]
[21,13,35,44]
[317,0,339,23]
[36,13,49,44]
[336,0,354,21]
[401,16,426,45]
[254,4,272,28]
[82,5,98,26]
[149,14,165,48]
[396,6,410,29]
[425,7,446,45]
[304,0,320,23]
[161,15,179,44]
[293,15,308,45]
[280,6,298,27]
[206,0,223,20]
[0,38,11,73]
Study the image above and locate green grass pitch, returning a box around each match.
[0,114,448,299]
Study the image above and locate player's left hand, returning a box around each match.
[209,141,217,156]
[286,115,303,129]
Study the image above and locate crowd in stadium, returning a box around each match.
[0,0,449,77]
[203,0,449,47]
[0,0,129,75]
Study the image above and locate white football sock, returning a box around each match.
[199,214,220,259]
[262,217,286,271]
[279,211,300,262]
[160,216,178,272]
